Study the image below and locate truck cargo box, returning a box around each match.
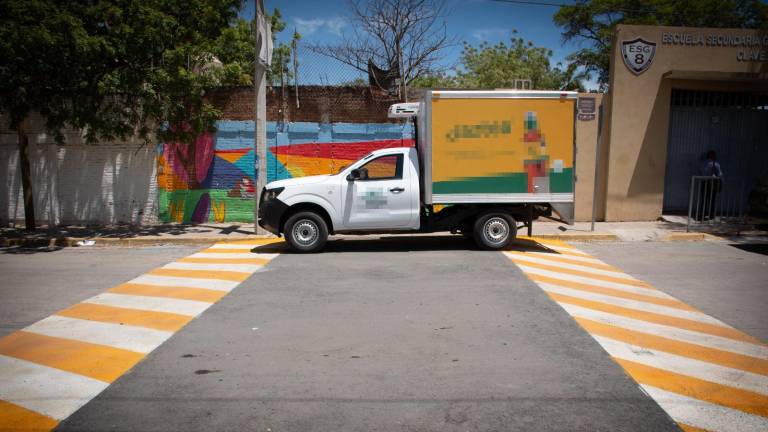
[418,90,577,205]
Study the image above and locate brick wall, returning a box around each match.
[212,86,405,123]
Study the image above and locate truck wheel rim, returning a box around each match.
[293,220,318,246]
[484,217,508,244]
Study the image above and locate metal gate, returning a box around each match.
[663,89,768,213]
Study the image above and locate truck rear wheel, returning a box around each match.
[473,212,516,250]
[284,211,328,253]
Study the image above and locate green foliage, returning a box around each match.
[0,0,252,145]
[265,8,301,87]
[554,0,768,87]
[412,34,585,91]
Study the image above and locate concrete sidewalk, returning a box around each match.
[3,219,765,248]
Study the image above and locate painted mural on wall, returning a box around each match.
[158,121,413,223]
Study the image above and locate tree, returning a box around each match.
[411,33,586,91]
[554,0,768,87]
[0,0,252,229]
[310,0,454,98]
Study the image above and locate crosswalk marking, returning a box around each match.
[0,331,144,382]
[0,400,59,431]
[130,274,240,291]
[24,315,173,354]
[0,355,108,421]
[505,238,768,432]
[540,283,726,325]
[594,336,768,395]
[56,303,193,332]
[162,261,264,273]
[532,275,689,307]
[109,283,226,303]
[0,238,283,431]
[147,267,251,282]
[642,385,768,432]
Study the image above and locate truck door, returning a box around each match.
[341,152,416,229]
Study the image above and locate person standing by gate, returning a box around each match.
[698,150,723,220]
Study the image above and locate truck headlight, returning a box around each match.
[261,187,284,203]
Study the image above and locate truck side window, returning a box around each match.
[358,154,403,180]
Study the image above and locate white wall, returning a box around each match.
[1,115,159,226]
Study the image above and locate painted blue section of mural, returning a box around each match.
[216,120,414,184]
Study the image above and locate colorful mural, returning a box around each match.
[158,121,413,223]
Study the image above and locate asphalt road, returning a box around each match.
[579,240,768,341]
[0,245,199,338]
[49,236,678,432]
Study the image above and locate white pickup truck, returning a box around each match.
[258,90,577,252]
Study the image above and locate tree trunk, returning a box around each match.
[17,124,36,231]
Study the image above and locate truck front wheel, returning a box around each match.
[473,212,516,250]
[284,211,328,253]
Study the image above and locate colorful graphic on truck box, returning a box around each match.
[430,97,574,197]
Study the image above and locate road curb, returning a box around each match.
[1,235,275,248]
[518,233,619,242]
[662,232,712,241]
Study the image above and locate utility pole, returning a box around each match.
[254,0,270,234]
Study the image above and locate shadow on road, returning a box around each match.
[249,235,560,254]
[728,243,768,256]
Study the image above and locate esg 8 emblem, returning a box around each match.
[621,38,656,75]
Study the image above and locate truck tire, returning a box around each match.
[284,211,328,253]
[473,212,516,250]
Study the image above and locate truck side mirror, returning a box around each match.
[347,169,361,181]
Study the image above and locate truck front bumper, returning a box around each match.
[257,192,288,236]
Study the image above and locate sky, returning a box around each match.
[241,0,596,89]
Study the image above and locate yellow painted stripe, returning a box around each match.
[56,303,191,332]
[677,423,712,432]
[196,248,262,254]
[109,283,224,303]
[508,251,620,271]
[576,317,768,376]
[0,400,58,432]
[0,331,144,383]
[615,358,768,417]
[518,236,575,248]
[517,260,653,288]
[548,292,761,345]
[147,268,250,282]
[529,273,695,311]
[177,256,271,265]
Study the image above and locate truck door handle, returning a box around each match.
[389,187,405,193]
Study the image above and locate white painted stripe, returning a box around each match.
[192,252,281,260]
[506,251,608,265]
[130,274,239,292]
[83,293,211,317]
[163,261,262,273]
[24,315,172,354]
[527,273,675,300]
[208,244,260,250]
[642,384,768,432]
[508,253,639,280]
[559,303,768,358]
[516,265,673,296]
[540,283,728,326]
[537,244,590,255]
[593,335,768,395]
[0,355,108,421]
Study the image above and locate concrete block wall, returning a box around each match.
[1,116,159,226]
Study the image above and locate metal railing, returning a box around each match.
[687,176,746,232]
